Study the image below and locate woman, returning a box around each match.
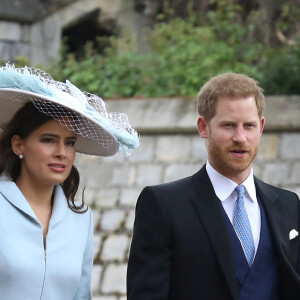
[0,64,139,299]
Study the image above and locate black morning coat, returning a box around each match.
[127,165,300,299]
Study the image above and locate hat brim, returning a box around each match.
[0,88,119,156]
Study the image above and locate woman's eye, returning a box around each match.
[66,140,76,147]
[41,138,54,143]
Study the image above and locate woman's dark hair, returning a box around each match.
[0,101,86,213]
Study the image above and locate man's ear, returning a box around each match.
[11,135,24,156]
[197,116,208,138]
[260,116,265,135]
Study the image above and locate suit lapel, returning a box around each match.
[191,166,239,300]
[254,177,289,256]
[254,177,300,291]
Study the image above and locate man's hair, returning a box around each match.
[197,73,265,120]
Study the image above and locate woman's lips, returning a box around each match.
[48,163,66,173]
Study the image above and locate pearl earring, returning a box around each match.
[19,154,23,159]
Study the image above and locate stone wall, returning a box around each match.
[74,96,300,299]
[0,0,149,66]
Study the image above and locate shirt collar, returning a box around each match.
[206,161,257,202]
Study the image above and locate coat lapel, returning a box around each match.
[254,177,300,293]
[254,177,289,256]
[0,175,68,227]
[48,185,68,228]
[0,175,37,220]
[191,166,239,300]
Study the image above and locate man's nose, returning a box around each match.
[232,126,246,143]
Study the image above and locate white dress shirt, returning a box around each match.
[206,162,261,253]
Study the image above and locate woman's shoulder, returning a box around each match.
[69,202,93,222]
[54,185,93,222]
[0,173,13,187]
[0,174,23,202]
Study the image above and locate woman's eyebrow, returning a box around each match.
[41,133,77,139]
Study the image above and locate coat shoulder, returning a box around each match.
[147,175,193,192]
[255,177,299,200]
[141,166,207,197]
[255,177,299,219]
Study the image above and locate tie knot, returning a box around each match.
[235,185,245,198]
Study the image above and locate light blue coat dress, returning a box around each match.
[0,175,93,300]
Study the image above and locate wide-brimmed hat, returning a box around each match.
[0,64,139,156]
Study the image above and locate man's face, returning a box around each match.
[197,96,264,183]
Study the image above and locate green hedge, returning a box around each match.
[46,6,299,98]
[2,1,300,97]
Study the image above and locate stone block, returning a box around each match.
[91,264,103,294]
[21,24,31,42]
[105,98,198,133]
[156,135,191,162]
[280,133,300,159]
[100,209,126,231]
[76,187,95,206]
[94,234,102,259]
[0,39,31,61]
[136,164,163,187]
[86,168,114,189]
[257,134,278,161]
[92,209,101,230]
[101,264,127,294]
[101,235,129,261]
[125,210,135,231]
[264,96,300,131]
[76,155,114,189]
[261,162,289,186]
[126,136,155,162]
[0,21,21,40]
[119,188,141,206]
[111,165,136,186]
[252,164,263,179]
[93,296,117,300]
[290,162,300,185]
[164,164,201,183]
[95,189,119,209]
[192,136,207,161]
[100,152,128,164]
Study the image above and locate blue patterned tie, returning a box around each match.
[233,185,255,267]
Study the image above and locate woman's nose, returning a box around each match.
[55,142,67,157]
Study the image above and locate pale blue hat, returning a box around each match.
[0,64,139,156]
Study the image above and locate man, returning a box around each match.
[127,73,300,299]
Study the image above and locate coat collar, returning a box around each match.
[0,174,68,227]
[49,184,69,228]
[191,165,239,300]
